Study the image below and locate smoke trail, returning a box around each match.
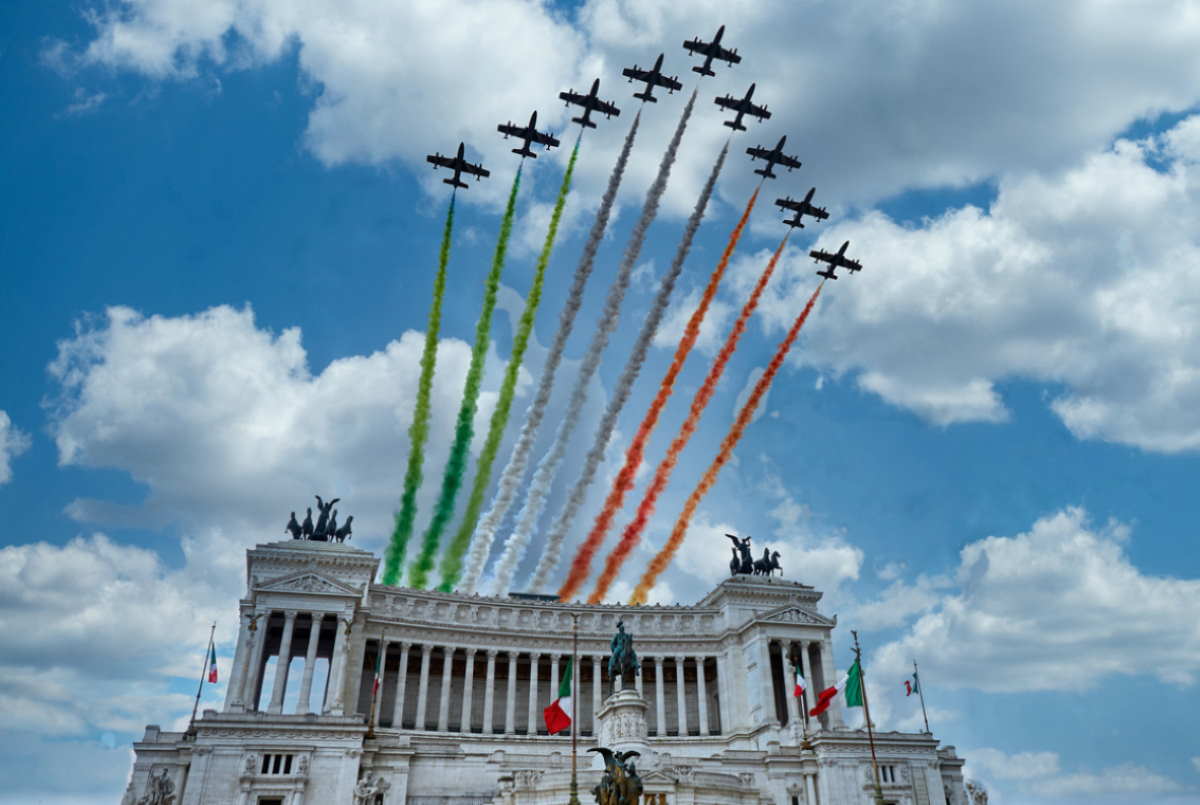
[630,280,825,604]
[383,195,456,585]
[407,168,523,588]
[457,115,642,594]
[532,132,726,593]
[591,232,790,603]
[436,144,581,593]
[492,92,697,596]
[558,180,758,602]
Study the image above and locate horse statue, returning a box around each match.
[285,511,303,539]
[589,748,643,805]
[608,620,640,690]
[753,548,782,577]
[725,533,754,575]
[334,515,354,543]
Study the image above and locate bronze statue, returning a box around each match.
[726,533,754,575]
[313,494,339,539]
[300,507,314,539]
[608,620,640,689]
[334,515,354,543]
[285,511,302,539]
[589,748,643,805]
[137,768,175,805]
[753,548,781,576]
[327,509,339,540]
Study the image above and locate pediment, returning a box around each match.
[757,604,835,627]
[254,570,361,597]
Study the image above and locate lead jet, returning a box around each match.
[497,110,560,159]
[810,240,862,279]
[559,78,621,129]
[714,83,770,131]
[683,24,741,77]
[622,53,683,103]
[746,135,802,179]
[776,188,830,229]
[426,142,490,189]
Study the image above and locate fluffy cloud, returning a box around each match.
[64,1,1200,214]
[737,116,1200,450]
[872,508,1200,694]
[965,747,1186,802]
[0,410,31,485]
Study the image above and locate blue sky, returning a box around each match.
[2,1,1199,802]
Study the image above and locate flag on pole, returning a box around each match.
[793,665,807,698]
[207,643,218,684]
[372,647,384,697]
[543,657,573,734]
[809,671,847,717]
[904,671,920,697]
[844,660,863,707]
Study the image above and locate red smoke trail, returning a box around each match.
[586,232,791,604]
[629,280,825,605]
[555,187,760,602]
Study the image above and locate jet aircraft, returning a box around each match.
[746,135,802,179]
[683,24,741,76]
[622,53,683,103]
[775,188,829,229]
[810,241,862,279]
[425,142,490,189]
[497,110,560,159]
[714,83,770,131]
[559,78,621,129]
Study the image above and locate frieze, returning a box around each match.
[199,728,364,742]
[757,606,835,627]
[255,571,362,597]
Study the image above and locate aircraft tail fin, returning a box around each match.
[512,146,536,158]
[633,91,657,103]
[723,119,747,131]
[444,177,469,189]
[572,115,597,129]
[692,65,716,77]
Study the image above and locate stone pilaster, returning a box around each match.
[696,656,710,735]
[674,656,688,736]
[437,647,454,731]
[504,651,518,734]
[483,649,498,734]
[391,641,410,728]
[461,648,477,733]
[526,653,540,735]
[654,656,666,737]
[296,613,322,714]
[414,643,433,730]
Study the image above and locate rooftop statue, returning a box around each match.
[589,748,643,805]
[285,496,352,542]
[608,620,640,690]
[726,532,753,575]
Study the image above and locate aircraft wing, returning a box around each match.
[746,145,773,161]
[497,122,527,139]
[559,89,585,105]
[745,101,771,120]
[841,256,862,271]
[711,43,740,64]
[593,98,621,117]
[459,160,490,179]
[809,206,830,220]
[682,38,708,56]
[714,94,739,112]
[810,248,837,263]
[530,130,560,148]
[776,152,802,169]
[426,153,454,169]
[657,73,683,91]
[622,66,652,82]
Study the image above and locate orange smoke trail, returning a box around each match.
[629,280,825,605]
[555,187,761,601]
[587,233,791,604]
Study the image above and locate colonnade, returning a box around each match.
[225,610,348,716]
[765,637,833,731]
[357,642,725,737]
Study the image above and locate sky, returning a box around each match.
[1,0,1199,802]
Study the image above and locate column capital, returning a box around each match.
[529,651,542,661]
[421,643,434,656]
[487,648,500,659]
[464,647,478,658]
[283,609,298,620]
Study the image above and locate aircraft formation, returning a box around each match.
[424,24,863,280]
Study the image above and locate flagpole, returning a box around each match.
[914,659,930,734]
[569,611,580,805]
[367,636,384,738]
[853,630,885,805]
[189,622,216,732]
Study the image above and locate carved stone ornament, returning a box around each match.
[137,768,175,805]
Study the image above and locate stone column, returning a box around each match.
[527,653,541,735]
[461,648,477,733]
[391,642,410,728]
[592,656,603,725]
[296,614,322,714]
[784,642,802,736]
[373,639,391,726]
[414,644,433,730]
[674,656,688,736]
[805,773,817,805]
[696,657,710,735]
[550,654,560,710]
[760,635,779,727]
[242,610,269,710]
[504,652,518,734]
[798,640,812,731]
[819,639,839,728]
[224,611,251,712]
[635,660,644,697]
[654,657,666,737]
[483,649,498,734]
[268,611,297,714]
[323,616,349,715]
[437,647,455,732]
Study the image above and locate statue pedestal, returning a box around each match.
[595,687,653,770]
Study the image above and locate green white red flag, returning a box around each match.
[809,660,864,716]
[793,665,806,698]
[372,648,384,697]
[543,657,573,734]
[904,671,920,697]
[207,643,218,684]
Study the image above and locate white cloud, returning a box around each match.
[738,116,1200,450]
[872,508,1200,694]
[1192,756,1200,774]
[66,1,1200,215]
[0,410,31,485]
[59,87,107,117]
[965,747,1185,801]
[651,286,733,356]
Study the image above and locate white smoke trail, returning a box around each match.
[457,113,642,594]
[530,122,722,591]
[490,92,697,595]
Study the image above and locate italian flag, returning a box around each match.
[809,660,863,717]
[372,648,384,697]
[904,672,920,697]
[543,657,573,735]
[793,665,807,698]
[207,644,218,684]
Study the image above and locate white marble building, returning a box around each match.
[123,538,968,805]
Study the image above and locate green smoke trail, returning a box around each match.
[437,143,580,592]
[383,194,456,586]
[407,167,524,588]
